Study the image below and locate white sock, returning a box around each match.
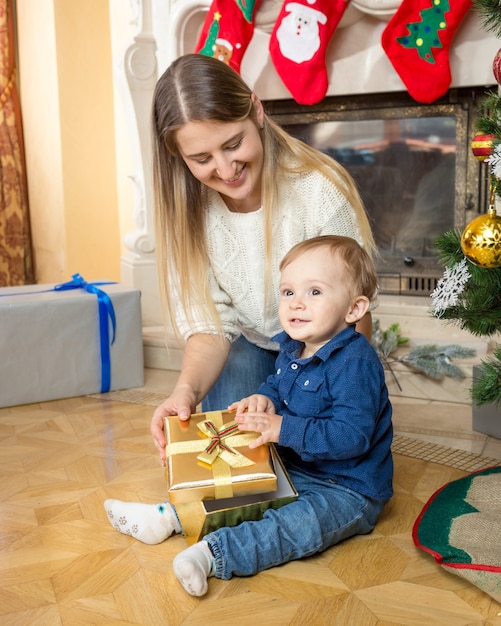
[173,541,215,597]
[104,499,181,545]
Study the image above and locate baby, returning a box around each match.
[105,235,393,597]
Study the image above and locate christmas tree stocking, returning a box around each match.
[195,0,262,74]
[269,0,352,106]
[381,0,472,104]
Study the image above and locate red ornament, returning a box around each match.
[493,48,501,85]
[471,133,496,162]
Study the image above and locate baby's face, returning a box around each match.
[278,246,353,352]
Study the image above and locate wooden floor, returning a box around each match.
[2,392,501,625]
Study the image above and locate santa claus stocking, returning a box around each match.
[195,0,262,74]
[269,0,351,106]
[382,0,472,104]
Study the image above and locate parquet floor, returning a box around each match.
[1,392,501,625]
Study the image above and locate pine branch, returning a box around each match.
[438,304,501,336]
[472,0,501,38]
[471,346,501,406]
[372,321,476,385]
[400,345,476,380]
[432,230,501,336]
[433,229,466,267]
[474,91,501,134]
[371,319,409,358]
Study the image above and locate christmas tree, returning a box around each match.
[429,0,501,407]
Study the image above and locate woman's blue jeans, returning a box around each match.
[204,466,388,580]
[201,335,278,411]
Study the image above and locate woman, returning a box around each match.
[150,53,376,466]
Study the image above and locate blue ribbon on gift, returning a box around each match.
[1,273,117,393]
[55,274,117,392]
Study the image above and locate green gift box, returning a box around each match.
[175,445,297,545]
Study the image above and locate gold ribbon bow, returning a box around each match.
[165,410,259,499]
[197,419,255,468]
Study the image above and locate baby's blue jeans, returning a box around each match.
[204,466,388,580]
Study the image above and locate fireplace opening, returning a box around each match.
[266,88,493,295]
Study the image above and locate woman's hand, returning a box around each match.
[150,385,198,467]
[150,333,231,466]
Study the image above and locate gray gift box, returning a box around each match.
[0,280,144,407]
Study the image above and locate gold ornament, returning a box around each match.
[461,205,501,268]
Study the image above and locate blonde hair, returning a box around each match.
[280,235,379,301]
[151,54,375,339]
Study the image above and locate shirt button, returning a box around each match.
[291,363,298,370]
[304,380,309,386]
[277,368,281,375]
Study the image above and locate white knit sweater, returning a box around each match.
[175,167,362,350]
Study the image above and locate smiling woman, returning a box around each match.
[149,52,376,451]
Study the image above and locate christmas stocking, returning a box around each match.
[382,0,472,104]
[269,0,352,106]
[195,0,262,74]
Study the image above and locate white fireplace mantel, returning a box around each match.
[115,0,499,369]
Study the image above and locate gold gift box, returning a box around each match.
[164,409,298,545]
[175,445,298,545]
[164,410,278,504]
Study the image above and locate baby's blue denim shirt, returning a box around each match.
[258,325,393,500]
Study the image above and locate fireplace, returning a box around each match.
[266,87,492,295]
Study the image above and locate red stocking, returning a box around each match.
[195,0,262,74]
[269,0,352,106]
[382,0,472,104]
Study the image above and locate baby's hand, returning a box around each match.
[235,411,282,448]
[228,394,275,417]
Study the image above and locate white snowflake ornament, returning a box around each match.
[431,257,471,316]
[485,144,501,179]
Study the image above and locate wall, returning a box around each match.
[13,0,500,336]
[15,0,122,283]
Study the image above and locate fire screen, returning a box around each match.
[267,88,491,294]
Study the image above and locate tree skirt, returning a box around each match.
[413,466,501,603]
